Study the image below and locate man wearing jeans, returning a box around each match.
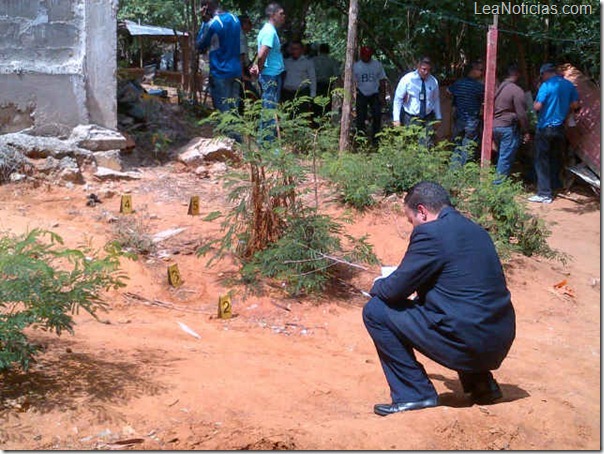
[448,60,484,166]
[250,3,286,143]
[196,0,242,114]
[529,63,579,204]
[493,64,530,180]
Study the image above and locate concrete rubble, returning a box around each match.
[0,124,133,184]
[177,137,239,167]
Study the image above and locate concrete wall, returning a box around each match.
[0,0,118,135]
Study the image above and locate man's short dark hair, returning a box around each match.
[319,43,330,54]
[418,56,432,66]
[266,2,283,18]
[404,181,452,213]
[506,63,520,77]
[466,59,483,75]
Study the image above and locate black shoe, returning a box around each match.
[373,397,438,416]
[471,377,503,405]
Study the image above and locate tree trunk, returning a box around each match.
[338,0,358,153]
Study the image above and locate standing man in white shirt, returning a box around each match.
[282,40,317,116]
[353,46,388,146]
[393,57,442,148]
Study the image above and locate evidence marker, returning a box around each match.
[167,263,183,287]
[120,194,133,214]
[218,294,232,319]
[188,196,200,216]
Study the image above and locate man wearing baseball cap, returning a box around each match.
[529,63,580,204]
[352,46,388,145]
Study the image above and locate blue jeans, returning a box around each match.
[210,76,241,113]
[258,73,283,144]
[493,125,520,179]
[534,125,566,198]
[451,116,480,167]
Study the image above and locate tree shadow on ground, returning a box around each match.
[0,338,171,416]
[429,373,531,408]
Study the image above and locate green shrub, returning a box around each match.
[322,125,559,261]
[198,98,377,295]
[0,229,128,371]
[242,212,378,296]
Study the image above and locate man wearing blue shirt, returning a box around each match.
[196,0,242,114]
[250,2,286,143]
[448,61,484,166]
[529,63,580,204]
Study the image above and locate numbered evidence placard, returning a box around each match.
[120,194,133,214]
[188,195,200,216]
[167,263,183,287]
[218,294,232,319]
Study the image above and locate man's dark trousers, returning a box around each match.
[356,90,382,143]
[534,124,566,197]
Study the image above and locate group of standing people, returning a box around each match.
[196,0,581,202]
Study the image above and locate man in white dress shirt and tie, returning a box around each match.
[393,56,441,148]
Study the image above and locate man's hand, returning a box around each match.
[249,64,259,78]
[522,132,531,144]
[392,121,401,127]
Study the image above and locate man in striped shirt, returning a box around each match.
[448,61,484,166]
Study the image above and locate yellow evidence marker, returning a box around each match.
[167,264,183,287]
[188,196,200,216]
[218,294,232,319]
[120,194,133,214]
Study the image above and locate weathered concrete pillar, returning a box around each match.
[0,0,118,135]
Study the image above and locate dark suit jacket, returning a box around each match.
[370,206,516,371]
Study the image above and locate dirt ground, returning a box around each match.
[0,162,600,450]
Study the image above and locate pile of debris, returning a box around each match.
[0,124,139,185]
[117,78,205,163]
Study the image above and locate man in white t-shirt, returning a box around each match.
[353,46,387,145]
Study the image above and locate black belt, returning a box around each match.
[403,110,435,120]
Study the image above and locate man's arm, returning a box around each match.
[370,228,442,303]
[196,21,213,53]
[392,77,407,125]
[433,79,442,120]
[308,59,317,97]
[251,44,271,77]
[513,88,530,133]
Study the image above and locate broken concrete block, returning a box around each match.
[70,124,129,152]
[0,132,85,159]
[94,150,123,171]
[93,167,142,181]
[177,137,238,167]
[58,156,83,183]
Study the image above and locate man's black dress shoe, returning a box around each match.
[373,397,438,416]
[458,371,503,405]
[471,377,503,405]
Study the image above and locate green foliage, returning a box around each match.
[321,125,559,261]
[321,152,379,210]
[242,212,378,296]
[0,230,128,371]
[197,98,377,295]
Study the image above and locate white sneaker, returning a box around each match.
[528,194,553,204]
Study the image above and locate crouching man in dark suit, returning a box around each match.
[363,181,516,416]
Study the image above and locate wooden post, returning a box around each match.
[338,0,359,153]
[480,15,498,167]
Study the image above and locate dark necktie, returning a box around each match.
[420,79,427,118]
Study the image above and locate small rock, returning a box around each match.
[94,150,124,171]
[94,167,142,181]
[177,137,239,167]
